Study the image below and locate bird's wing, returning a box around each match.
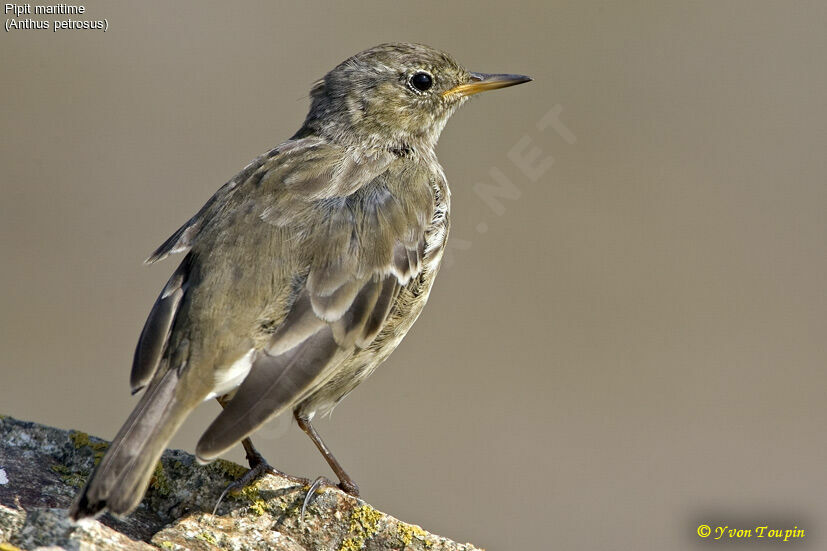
[130,142,305,394]
[130,137,345,393]
[129,255,189,393]
[173,141,436,461]
[143,137,335,264]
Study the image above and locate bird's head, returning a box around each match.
[297,42,531,154]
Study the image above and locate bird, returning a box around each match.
[70,42,531,519]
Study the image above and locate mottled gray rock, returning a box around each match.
[0,416,482,551]
[14,508,155,551]
[0,503,26,543]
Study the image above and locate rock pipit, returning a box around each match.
[71,42,530,519]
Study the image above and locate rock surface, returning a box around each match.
[0,416,482,551]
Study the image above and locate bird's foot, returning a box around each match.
[299,475,359,521]
[246,449,311,486]
[338,478,359,496]
[213,460,308,515]
[300,476,330,521]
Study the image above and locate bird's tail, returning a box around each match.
[70,367,190,519]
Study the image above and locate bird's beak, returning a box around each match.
[442,72,532,98]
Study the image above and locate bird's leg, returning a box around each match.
[294,411,360,496]
[238,435,269,471]
[212,397,307,514]
[215,395,279,472]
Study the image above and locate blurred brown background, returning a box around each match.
[2,1,825,549]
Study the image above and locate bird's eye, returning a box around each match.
[409,71,433,93]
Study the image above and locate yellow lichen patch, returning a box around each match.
[350,504,382,538]
[158,541,175,549]
[235,482,268,516]
[196,531,218,545]
[0,543,24,551]
[397,523,415,546]
[339,504,383,550]
[50,464,86,487]
[69,430,109,465]
[397,522,434,548]
[339,536,363,551]
[149,462,172,496]
[210,458,247,479]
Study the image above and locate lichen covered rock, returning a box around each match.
[0,416,482,551]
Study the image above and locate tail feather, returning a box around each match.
[70,368,189,519]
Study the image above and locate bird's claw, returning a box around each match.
[212,461,296,515]
[299,475,361,522]
[300,476,330,521]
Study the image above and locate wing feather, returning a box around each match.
[145,144,287,264]
[164,140,438,458]
[196,326,342,461]
[331,277,383,348]
[130,256,190,393]
[266,292,325,356]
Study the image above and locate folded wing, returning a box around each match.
[193,143,435,461]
